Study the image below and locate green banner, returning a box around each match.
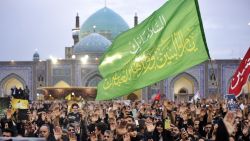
[96,0,210,100]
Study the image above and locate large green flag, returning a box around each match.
[96,0,210,100]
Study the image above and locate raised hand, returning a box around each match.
[242,126,249,136]
[223,111,236,135]
[6,109,12,119]
[123,133,131,141]
[196,108,201,115]
[146,123,156,132]
[91,114,98,123]
[190,105,196,112]
[236,110,243,119]
[53,126,62,140]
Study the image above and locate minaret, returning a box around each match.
[134,13,138,27]
[76,13,80,28]
[72,13,80,45]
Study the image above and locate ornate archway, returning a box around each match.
[86,74,102,87]
[82,71,102,87]
[0,73,26,96]
[170,72,199,102]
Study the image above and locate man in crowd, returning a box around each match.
[0,97,250,141]
[1,128,13,137]
[67,103,81,125]
[38,124,56,141]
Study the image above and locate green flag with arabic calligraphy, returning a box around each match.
[96,0,210,100]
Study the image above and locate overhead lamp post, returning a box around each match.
[81,55,89,64]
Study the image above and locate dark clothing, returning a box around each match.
[0,118,18,136]
[144,129,172,141]
[215,119,230,141]
[67,112,81,124]
[47,133,56,141]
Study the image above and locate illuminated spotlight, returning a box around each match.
[72,92,75,96]
[37,93,39,96]
[49,94,52,97]
[72,55,76,59]
[84,55,89,59]
[52,58,58,64]
[81,55,89,64]
[50,56,58,64]
[95,57,99,61]
[81,57,87,64]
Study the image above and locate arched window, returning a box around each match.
[86,75,102,87]
[0,73,26,96]
[88,77,101,87]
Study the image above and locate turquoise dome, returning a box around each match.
[73,33,111,53]
[79,7,129,40]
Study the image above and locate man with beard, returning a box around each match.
[171,126,180,141]
[38,124,56,141]
[193,119,202,139]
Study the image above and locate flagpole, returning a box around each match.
[196,0,213,98]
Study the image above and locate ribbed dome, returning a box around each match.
[79,7,129,40]
[33,51,40,61]
[73,33,111,53]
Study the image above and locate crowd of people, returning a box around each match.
[0,96,250,141]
